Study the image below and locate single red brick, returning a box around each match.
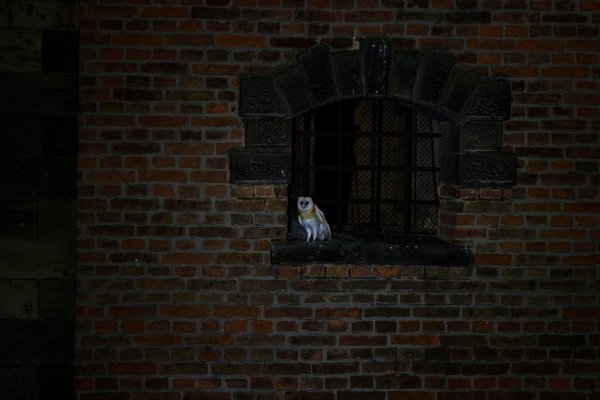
[543,66,590,78]
[374,266,400,278]
[389,392,435,400]
[191,170,228,183]
[254,185,276,198]
[350,265,372,278]
[165,143,214,155]
[326,265,349,278]
[516,39,564,51]
[492,65,539,77]
[107,362,157,375]
[574,242,595,252]
[112,32,164,46]
[216,34,266,48]
[473,253,512,266]
[565,202,600,213]
[160,305,209,318]
[479,188,502,200]
[477,215,499,226]
[204,184,227,198]
[391,335,439,346]
[138,115,187,128]
[251,320,273,333]
[121,239,145,250]
[549,242,571,253]
[224,319,247,333]
[162,253,212,265]
[540,229,585,239]
[498,377,522,390]
[562,255,600,266]
[550,215,573,227]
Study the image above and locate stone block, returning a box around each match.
[437,123,459,185]
[414,48,455,107]
[272,234,471,265]
[388,49,423,100]
[229,149,291,184]
[362,37,391,96]
[273,64,314,116]
[244,117,291,149]
[239,76,288,116]
[440,67,481,116]
[465,78,512,120]
[0,201,38,238]
[0,158,76,200]
[458,151,516,187]
[38,279,74,318]
[0,280,38,319]
[0,29,41,73]
[41,115,77,158]
[38,158,77,199]
[0,0,78,29]
[0,319,73,364]
[0,239,75,279]
[39,200,76,239]
[0,115,42,157]
[297,45,337,106]
[42,29,78,74]
[39,364,74,400]
[0,73,77,114]
[330,49,364,99]
[0,159,39,199]
[459,120,503,152]
[0,365,37,400]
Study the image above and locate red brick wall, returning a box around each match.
[77,1,600,399]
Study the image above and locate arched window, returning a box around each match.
[290,99,445,236]
[232,40,515,264]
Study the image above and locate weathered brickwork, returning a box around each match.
[77,0,600,399]
[76,264,600,399]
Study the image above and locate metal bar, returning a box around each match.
[430,124,439,206]
[297,130,442,138]
[336,102,343,232]
[369,100,377,231]
[405,109,414,233]
[311,165,440,172]
[375,100,383,228]
[304,113,312,196]
[318,199,438,206]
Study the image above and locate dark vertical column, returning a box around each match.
[0,6,78,399]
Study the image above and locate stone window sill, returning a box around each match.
[271,233,472,266]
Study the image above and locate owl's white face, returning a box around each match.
[297,196,314,212]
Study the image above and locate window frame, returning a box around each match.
[290,98,444,236]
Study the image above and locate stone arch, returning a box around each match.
[230,37,516,187]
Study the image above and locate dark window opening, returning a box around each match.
[290,98,445,236]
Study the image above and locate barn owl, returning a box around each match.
[297,196,331,243]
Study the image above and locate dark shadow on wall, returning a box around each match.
[0,8,78,400]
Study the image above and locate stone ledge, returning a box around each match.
[271,233,472,266]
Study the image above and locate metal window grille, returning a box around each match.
[291,99,442,234]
